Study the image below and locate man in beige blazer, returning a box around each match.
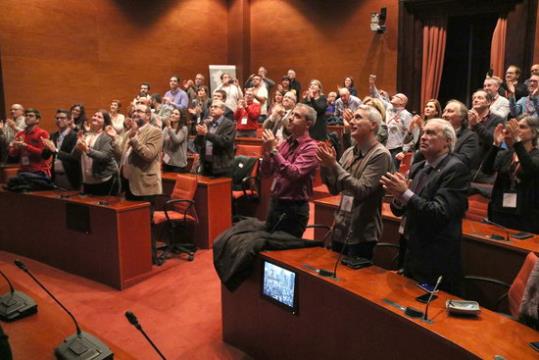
[122,103,163,203]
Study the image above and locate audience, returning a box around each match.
[509,74,539,117]
[334,87,362,125]
[382,118,470,293]
[70,104,87,132]
[319,104,393,259]
[164,75,189,111]
[342,76,358,97]
[0,104,26,163]
[261,103,318,238]
[245,66,276,94]
[250,75,269,122]
[482,116,539,234]
[484,76,510,119]
[234,88,261,138]
[42,109,81,190]
[188,86,211,129]
[500,65,528,101]
[8,108,50,177]
[303,79,328,141]
[73,110,118,195]
[162,109,189,173]
[195,100,236,177]
[215,73,243,112]
[121,103,163,203]
[109,99,125,135]
[132,82,152,106]
[287,69,302,97]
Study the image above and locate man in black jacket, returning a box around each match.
[195,100,236,177]
[381,119,470,294]
[42,109,81,190]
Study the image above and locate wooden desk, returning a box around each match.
[0,164,19,183]
[0,273,135,359]
[313,195,539,284]
[0,190,152,289]
[162,173,232,249]
[222,247,538,359]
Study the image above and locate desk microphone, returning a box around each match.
[14,260,113,360]
[481,218,511,241]
[423,275,442,322]
[0,268,37,322]
[125,311,167,360]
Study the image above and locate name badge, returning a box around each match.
[21,156,30,166]
[205,143,213,156]
[163,153,171,164]
[270,178,277,192]
[398,216,407,235]
[340,195,354,213]
[241,117,248,125]
[503,193,517,208]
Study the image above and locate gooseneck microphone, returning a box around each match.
[0,268,37,321]
[14,260,113,360]
[423,275,443,322]
[125,311,167,360]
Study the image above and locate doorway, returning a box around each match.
[437,13,499,107]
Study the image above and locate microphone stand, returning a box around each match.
[0,268,37,321]
[423,275,443,323]
[14,260,112,360]
[125,311,167,360]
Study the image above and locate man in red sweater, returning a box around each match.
[234,88,260,138]
[8,108,51,177]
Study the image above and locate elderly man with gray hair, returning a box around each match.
[381,118,471,294]
[318,104,393,259]
[334,87,362,124]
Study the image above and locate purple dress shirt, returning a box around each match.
[261,133,319,201]
[164,88,189,110]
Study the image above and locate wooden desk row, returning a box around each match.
[222,247,538,359]
[313,194,539,284]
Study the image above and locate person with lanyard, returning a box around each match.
[318,104,393,259]
[509,74,539,118]
[481,116,539,234]
[261,103,319,238]
[381,118,470,293]
[195,100,235,177]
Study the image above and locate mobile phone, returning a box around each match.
[417,282,439,294]
[529,341,539,352]
[416,293,438,304]
[341,256,372,270]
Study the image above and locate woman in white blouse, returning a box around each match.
[109,99,125,135]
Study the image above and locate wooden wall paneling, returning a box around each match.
[228,0,250,84]
[505,0,538,76]
[249,0,398,99]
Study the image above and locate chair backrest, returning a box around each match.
[398,152,413,175]
[232,156,258,190]
[465,194,489,221]
[508,252,539,318]
[171,175,198,213]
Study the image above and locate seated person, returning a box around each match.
[8,108,50,178]
[482,116,539,234]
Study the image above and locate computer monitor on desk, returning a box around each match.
[261,261,298,314]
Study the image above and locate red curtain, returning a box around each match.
[420,18,447,108]
[490,17,507,77]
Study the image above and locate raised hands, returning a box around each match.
[316,141,337,168]
[262,129,277,153]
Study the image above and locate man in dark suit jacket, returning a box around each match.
[195,100,236,177]
[41,109,81,190]
[381,119,471,293]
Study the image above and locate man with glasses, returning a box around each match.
[261,103,318,237]
[41,109,81,190]
[318,105,393,259]
[8,108,50,177]
[500,65,528,101]
[509,74,539,117]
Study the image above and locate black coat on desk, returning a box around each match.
[391,154,471,292]
[42,129,81,189]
